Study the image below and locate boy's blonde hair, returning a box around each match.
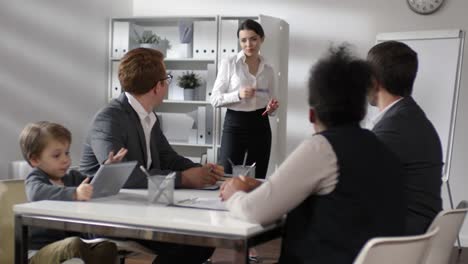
[19,121,71,166]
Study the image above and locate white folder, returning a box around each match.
[193,21,217,59]
[205,106,213,144]
[197,106,206,144]
[206,63,216,100]
[112,22,130,58]
[111,61,121,99]
[220,20,239,58]
[207,148,215,164]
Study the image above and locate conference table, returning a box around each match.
[14,188,284,264]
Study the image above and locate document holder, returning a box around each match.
[148,173,175,205]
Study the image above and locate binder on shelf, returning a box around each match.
[220,20,239,58]
[200,153,208,164]
[207,148,215,164]
[113,22,130,58]
[205,106,213,144]
[112,21,139,58]
[206,63,216,100]
[197,106,206,144]
[111,61,121,99]
[193,21,217,59]
[196,70,208,102]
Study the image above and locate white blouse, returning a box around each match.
[225,134,339,224]
[210,51,276,112]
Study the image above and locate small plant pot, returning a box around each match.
[139,43,157,49]
[139,43,167,57]
[183,89,195,101]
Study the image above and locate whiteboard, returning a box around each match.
[374,30,465,181]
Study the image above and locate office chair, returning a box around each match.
[425,200,468,264]
[353,227,439,264]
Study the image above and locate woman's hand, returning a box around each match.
[262,99,279,116]
[239,86,256,99]
[219,176,262,201]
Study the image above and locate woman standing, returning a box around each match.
[211,19,279,179]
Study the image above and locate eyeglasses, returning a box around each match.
[161,74,173,85]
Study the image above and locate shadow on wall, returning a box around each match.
[0,0,133,180]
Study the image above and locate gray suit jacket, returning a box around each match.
[373,96,443,235]
[80,93,199,188]
[25,168,86,202]
[25,168,86,249]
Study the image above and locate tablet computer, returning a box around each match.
[90,161,137,198]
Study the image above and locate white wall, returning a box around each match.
[134,0,468,244]
[0,0,132,176]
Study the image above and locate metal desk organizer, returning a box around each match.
[232,163,256,178]
[148,173,175,205]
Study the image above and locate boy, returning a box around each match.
[19,121,127,264]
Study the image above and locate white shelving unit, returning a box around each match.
[108,15,289,174]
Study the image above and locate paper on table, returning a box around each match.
[174,197,227,211]
[200,184,220,190]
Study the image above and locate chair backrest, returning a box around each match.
[0,180,27,264]
[8,160,33,180]
[425,200,468,264]
[353,227,439,264]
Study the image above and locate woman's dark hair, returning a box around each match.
[237,19,265,38]
[308,45,373,127]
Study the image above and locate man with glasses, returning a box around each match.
[81,47,223,189]
[80,48,220,263]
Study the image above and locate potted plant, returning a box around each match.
[135,30,170,57]
[177,71,201,100]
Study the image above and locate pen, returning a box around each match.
[139,165,152,178]
[243,162,256,176]
[178,197,198,204]
[219,176,233,181]
[262,109,269,116]
[227,158,235,168]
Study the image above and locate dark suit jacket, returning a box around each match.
[80,93,199,188]
[373,96,443,235]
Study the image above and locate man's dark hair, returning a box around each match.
[308,45,373,127]
[367,41,418,97]
[237,19,265,39]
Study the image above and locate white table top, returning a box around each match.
[14,189,277,237]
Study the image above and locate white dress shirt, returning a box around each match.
[210,51,276,112]
[125,92,156,169]
[369,97,403,129]
[225,134,339,224]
